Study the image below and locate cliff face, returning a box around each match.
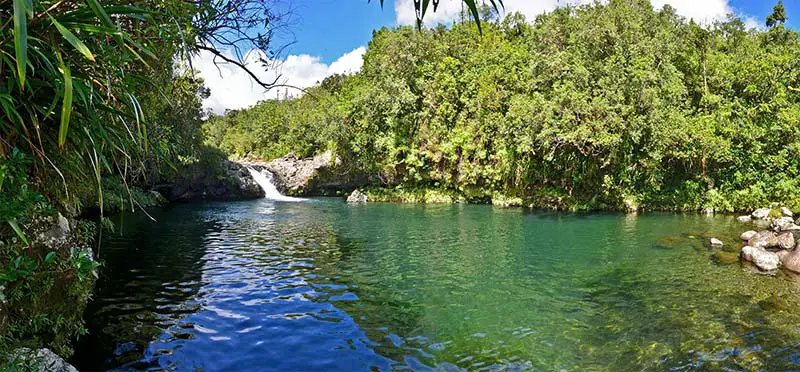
[248,151,371,196]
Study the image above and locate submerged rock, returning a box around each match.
[737,215,752,223]
[713,251,739,264]
[709,238,724,247]
[741,230,757,241]
[8,348,77,372]
[346,189,368,204]
[741,246,780,271]
[783,207,794,217]
[752,208,772,220]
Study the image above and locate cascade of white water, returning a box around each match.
[246,167,304,202]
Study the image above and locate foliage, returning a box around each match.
[205,0,800,212]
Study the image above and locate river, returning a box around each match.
[70,197,800,371]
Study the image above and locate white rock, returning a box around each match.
[752,208,771,220]
[737,215,752,223]
[346,189,368,204]
[710,238,724,247]
[741,231,757,241]
[773,217,796,231]
[782,207,794,217]
[741,246,780,271]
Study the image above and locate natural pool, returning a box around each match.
[70,199,800,371]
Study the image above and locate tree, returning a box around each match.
[766,0,787,27]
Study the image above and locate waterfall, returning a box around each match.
[246,167,304,202]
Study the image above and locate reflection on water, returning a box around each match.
[71,199,800,371]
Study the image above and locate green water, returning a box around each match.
[72,199,800,371]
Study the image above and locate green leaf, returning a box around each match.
[50,16,95,61]
[59,62,73,149]
[8,219,28,246]
[464,0,483,34]
[13,0,28,89]
[85,0,123,44]
[45,251,57,265]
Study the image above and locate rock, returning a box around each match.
[741,246,780,271]
[709,238,724,247]
[752,208,772,220]
[162,160,264,201]
[772,217,796,232]
[346,189,368,204]
[775,232,796,250]
[713,251,739,264]
[259,151,370,196]
[781,249,800,273]
[737,215,752,223]
[703,207,714,216]
[741,230,757,241]
[748,231,777,248]
[8,348,77,372]
[149,190,168,205]
[782,207,794,217]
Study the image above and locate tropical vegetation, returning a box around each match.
[205,0,800,212]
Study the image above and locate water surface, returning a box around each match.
[71,199,800,371]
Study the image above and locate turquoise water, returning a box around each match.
[71,199,800,371]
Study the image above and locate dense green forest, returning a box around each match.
[205,0,800,212]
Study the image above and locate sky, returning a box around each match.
[197,0,798,114]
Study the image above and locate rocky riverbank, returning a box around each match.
[719,206,800,273]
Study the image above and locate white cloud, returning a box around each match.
[395,0,748,26]
[196,46,366,113]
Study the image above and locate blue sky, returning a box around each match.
[198,0,798,113]
[281,0,796,64]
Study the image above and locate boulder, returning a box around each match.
[775,232,796,250]
[737,215,752,223]
[741,230,757,241]
[741,246,780,271]
[781,249,800,273]
[346,189,368,204]
[752,208,772,220]
[259,151,371,196]
[703,207,714,216]
[161,160,264,201]
[782,207,794,217]
[8,348,77,372]
[709,238,724,247]
[772,217,796,232]
[748,231,777,248]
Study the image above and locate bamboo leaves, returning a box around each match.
[50,16,96,62]
[13,0,28,89]
[58,61,73,149]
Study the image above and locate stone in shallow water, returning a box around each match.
[780,249,800,273]
[741,230,757,241]
[741,246,780,271]
[712,251,739,264]
[737,215,752,223]
[749,231,777,248]
[346,189,368,203]
[709,238,724,247]
[752,208,772,220]
[772,217,796,232]
[776,232,796,250]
